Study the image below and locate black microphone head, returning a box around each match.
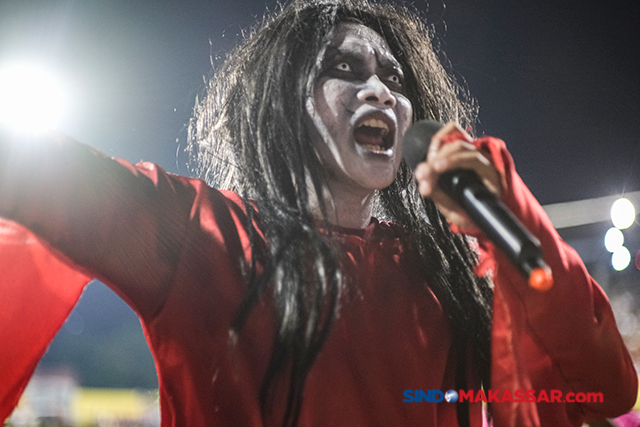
[402,119,444,170]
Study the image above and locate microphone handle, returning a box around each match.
[438,169,548,279]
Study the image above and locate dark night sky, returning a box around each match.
[1,0,638,204]
[1,0,639,387]
[441,0,640,204]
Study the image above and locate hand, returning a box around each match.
[414,122,503,233]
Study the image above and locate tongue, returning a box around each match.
[354,126,385,147]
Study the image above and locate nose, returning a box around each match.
[357,75,396,108]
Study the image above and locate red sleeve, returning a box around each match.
[0,219,90,422]
[473,137,638,426]
[0,131,197,319]
[0,132,202,421]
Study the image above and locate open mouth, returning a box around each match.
[353,116,394,153]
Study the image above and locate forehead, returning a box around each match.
[325,23,399,67]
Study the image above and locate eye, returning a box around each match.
[334,62,353,72]
[387,74,401,84]
[384,73,404,92]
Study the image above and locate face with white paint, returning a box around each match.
[306,23,413,195]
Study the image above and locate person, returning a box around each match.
[0,0,636,426]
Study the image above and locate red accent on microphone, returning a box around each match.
[529,266,553,291]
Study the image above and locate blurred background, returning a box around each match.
[0,0,638,425]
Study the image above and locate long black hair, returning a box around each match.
[187,0,493,425]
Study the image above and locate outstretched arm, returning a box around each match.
[0,130,195,319]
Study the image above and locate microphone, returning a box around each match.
[403,120,553,291]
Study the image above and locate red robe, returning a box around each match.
[0,133,636,426]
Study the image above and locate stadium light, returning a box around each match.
[611,246,631,271]
[610,198,636,230]
[604,227,624,253]
[0,64,64,133]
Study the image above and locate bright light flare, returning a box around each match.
[0,65,64,132]
[611,246,631,271]
[610,198,636,229]
[604,227,624,253]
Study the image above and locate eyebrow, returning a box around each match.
[374,50,403,75]
[323,47,365,67]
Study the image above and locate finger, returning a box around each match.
[432,122,473,145]
[415,161,480,232]
[415,162,472,221]
[432,150,502,196]
[420,140,476,182]
[436,201,476,232]
[415,145,485,196]
[430,140,478,168]
[427,122,470,161]
[428,138,502,195]
[414,161,433,183]
[427,130,444,160]
[433,139,478,157]
[427,186,478,232]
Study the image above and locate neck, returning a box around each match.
[309,178,376,229]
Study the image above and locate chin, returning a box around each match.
[359,173,397,192]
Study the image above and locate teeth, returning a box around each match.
[359,118,389,136]
[361,144,390,153]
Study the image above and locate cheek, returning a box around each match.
[305,82,349,165]
[307,81,356,156]
[314,79,355,121]
[306,83,338,148]
[396,96,413,132]
[396,96,413,156]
